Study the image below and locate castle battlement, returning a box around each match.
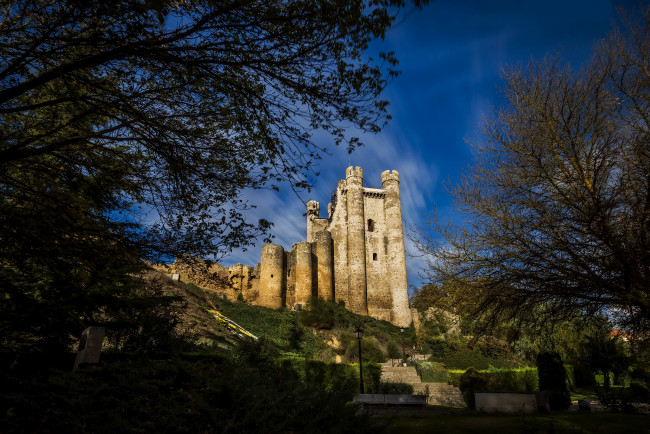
[346,166,363,180]
[209,167,414,327]
[381,169,399,185]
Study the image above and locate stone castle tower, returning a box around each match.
[169,166,412,328]
[258,166,412,327]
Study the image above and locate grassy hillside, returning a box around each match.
[146,266,408,361]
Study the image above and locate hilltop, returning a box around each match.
[142,264,410,363]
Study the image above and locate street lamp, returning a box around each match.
[400,327,406,365]
[354,326,364,394]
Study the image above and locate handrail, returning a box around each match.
[207,309,258,341]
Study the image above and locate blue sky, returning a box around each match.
[222,0,643,290]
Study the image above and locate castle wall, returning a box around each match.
[258,244,285,308]
[330,179,349,305]
[345,166,368,315]
[293,241,313,308]
[363,191,393,322]
[244,265,259,302]
[315,231,334,300]
[382,170,411,327]
[285,250,296,309]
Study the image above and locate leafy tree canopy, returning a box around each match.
[0,0,429,350]
[1,0,428,259]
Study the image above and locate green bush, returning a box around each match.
[595,372,615,386]
[375,382,415,395]
[448,369,465,387]
[280,357,381,397]
[299,297,337,329]
[459,367,488,409]
[432,347,516,370]
[387,340,401,360]
[564,364,575,391]
[416,361,449,383]
[344,336,386,363]
[596,386,650,413]
[2,351,379,433]
[422,337,454,358]
[573,362,596,387]
[447,367,538,392]
[537,352,571,410]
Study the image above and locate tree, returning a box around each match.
[537,352,571,410]
[1,0,428,259]
[411,7,650,333]
[0,0,429,351]
[582,318,630,388]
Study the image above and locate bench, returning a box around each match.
[353,394,427,407]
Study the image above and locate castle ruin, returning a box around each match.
[169,166,412,327]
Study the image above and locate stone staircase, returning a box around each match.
[380,363,466,407]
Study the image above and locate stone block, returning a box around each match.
[475,392,538,414]
[578,399,591,411]
[73,326,105,370]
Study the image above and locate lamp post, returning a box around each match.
[400,327,406,365]
[354,327,364,394]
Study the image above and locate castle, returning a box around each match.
[170,166,412,327]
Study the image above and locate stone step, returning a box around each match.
[379,363,466,408]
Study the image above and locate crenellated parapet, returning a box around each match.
[307,200,319,217]
[346,166,363,180]
[381,169,399,185]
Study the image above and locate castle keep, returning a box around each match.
[170,166,412,327]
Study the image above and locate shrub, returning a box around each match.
[564,364,575,391]
[300,297,336,329]
[387,340,401,360]
[416,361,449,383]
[448,367,538,392]
[432,347,516,370]
[596,386,650,413]
[474,336,514,360]
[448,370,465,387]
[279,357,381,397]
[459,367,488,409]
[422,337,454,358]
[4,352,379,433]
[537,352,571,410]
[573,362,596,387]
[344,336,386,363]
[375,382,414,395]
[595,372,615,386]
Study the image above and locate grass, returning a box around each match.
[571,387,599,402]
[379,411,650,433]
[209,296,326,357]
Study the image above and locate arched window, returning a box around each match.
[367,219,374,232]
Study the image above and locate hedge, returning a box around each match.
[375,382,415,395]
[431,348,516,370]
[280,358,382,396]
[448,367,539,392]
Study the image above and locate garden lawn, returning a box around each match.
[380,411,649,433]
